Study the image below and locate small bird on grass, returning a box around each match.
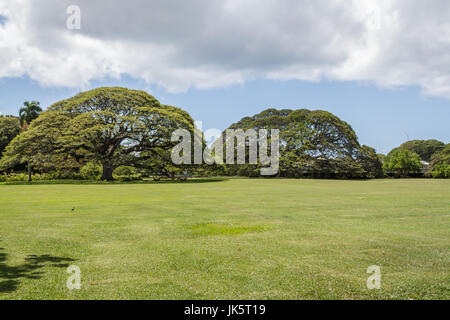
[72,207,75,212]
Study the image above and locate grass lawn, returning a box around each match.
[0,178,448,299]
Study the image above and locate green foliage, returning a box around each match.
[430,144,450,165]
[428,144,450,178]
[113,165,142,181]
[0,173,28,182]
[355,145,384,178]
[0,116,20,157]
[0,172,77,182]
[49,170,85,180]
[383,149,423,177]
[114,165,136,176]
[218,108,379,179]
[377,153,387,164]
[116,174,142,182]
[389,139,445,162]
[19,101,42,126]
[2,88,445,181]
[431,164,450,178]
[80,162,102,180]
[0,87,195,181]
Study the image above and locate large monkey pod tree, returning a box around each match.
[0,87,195,181]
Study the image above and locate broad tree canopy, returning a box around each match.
[0,87,194,180]
[388,139,445,162]
[220,108,382,178]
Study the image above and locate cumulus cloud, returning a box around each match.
[0,0,449,97]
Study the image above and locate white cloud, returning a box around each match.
[0,0,450,97]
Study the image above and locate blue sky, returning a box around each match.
[0,75,448,154]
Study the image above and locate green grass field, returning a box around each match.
[0,178,449,299]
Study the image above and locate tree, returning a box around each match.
[431,163,450,178]
[355,145,384,179]
[377,153,387,165]
[430,143,450,166]
[383,149,422,177]
[19,101,42,126]
[218,108,377,179]
[429,144,450,178]
[17,101,42,181]
[0,116,20,157]
[1,87,195,181]
[388,140,445,162]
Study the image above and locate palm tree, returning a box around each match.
[19,101,42,182]
[19,101,42,127]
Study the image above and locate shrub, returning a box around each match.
[116,174,142,181]
[431,164,450,178]
[114,166,136,176]
[113,166,142,181]
[383,149,422,177]
[49,170,84,180]
[0,173,28,182]
[80,162,102,180]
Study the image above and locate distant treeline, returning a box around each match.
[0,87,448,181]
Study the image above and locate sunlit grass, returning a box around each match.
[0,178,448,299]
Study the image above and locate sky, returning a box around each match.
[0,0,449,154]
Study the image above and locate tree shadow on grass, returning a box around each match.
[0,245,75,293]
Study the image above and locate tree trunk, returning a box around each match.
[27,161,32,182]
[101,164,114,181]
